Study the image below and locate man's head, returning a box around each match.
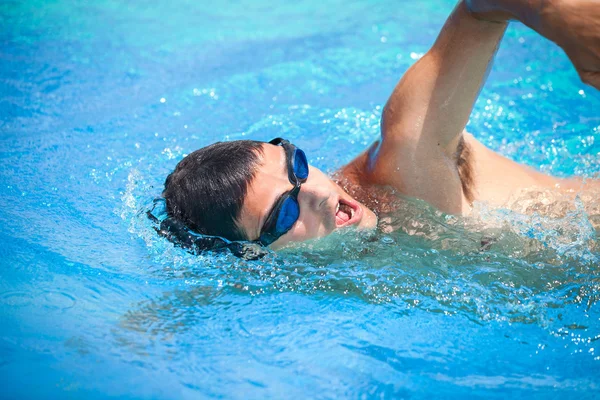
[163,138,377,249]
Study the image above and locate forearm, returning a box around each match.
[383,1,507,152]
[430,2,508,151]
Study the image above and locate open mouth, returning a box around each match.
[335,198,362,228]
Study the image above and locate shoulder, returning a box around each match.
[370,128,471,214]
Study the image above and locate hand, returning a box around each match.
[466,0,600,90]
[540,0,600,90]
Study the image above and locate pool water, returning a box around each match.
[1,0,599,398]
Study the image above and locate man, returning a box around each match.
[160,0,600,255]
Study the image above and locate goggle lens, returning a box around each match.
[293,149,309,180]
[275,196,300,233]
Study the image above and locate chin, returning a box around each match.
[358,207,378,230]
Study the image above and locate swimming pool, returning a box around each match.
[1,0,599,398]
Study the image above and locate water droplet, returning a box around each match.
[1,292,33,307]
[381,236,395,244]
[43,291,76,310]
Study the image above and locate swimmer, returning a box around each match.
[159,0,600,256]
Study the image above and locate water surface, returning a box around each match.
[1,0,599,398]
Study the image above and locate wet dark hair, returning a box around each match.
[162,140,264,241]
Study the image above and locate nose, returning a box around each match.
[297,178,331,211]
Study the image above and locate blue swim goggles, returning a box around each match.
[258,138,309,246]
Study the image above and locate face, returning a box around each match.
[238,141,378,249]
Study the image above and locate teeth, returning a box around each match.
[336,202,340,213]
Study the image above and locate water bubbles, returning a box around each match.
[380,236,395,244]
[192,87,219,100]
[120,169,142,222]
[161,147,182,160]
[160,97,166,103]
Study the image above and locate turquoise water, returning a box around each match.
[1,0,599,398]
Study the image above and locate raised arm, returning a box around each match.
[382,1,506,154]
[467,0,600,89]
[368,1,507,213]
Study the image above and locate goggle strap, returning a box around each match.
[148,198,267,260]
[268,137,286,145]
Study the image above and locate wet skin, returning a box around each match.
[239,0,600,248]
[238,143,377,249]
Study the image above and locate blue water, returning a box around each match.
[1,0,599,398]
